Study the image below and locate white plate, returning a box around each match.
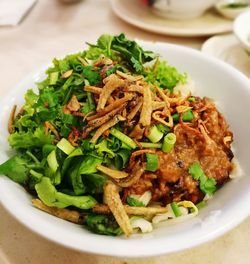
[202,34,250,78]
[110,0,233,37]
[0,42,250,258]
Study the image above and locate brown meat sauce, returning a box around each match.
[124,97,233,204]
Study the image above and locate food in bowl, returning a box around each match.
[145,0,218,20]
[0,34,235,237]
[215,0,250,20]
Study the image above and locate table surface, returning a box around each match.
[0,0,249,263]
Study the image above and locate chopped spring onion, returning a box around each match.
[156,123,170,134]
[87,91,96,112]
[47,150,59,173]
[188,96,196,102]
[57,138,75,155]
[130,216,153,233]
[120,142,132,150]
[54,170,61,185]
[162,133,176,153]
[196,200,207,209]
[146,125,163,143]
[49,72,59,85]
[172,110,194,122]
[110,128,137,149]
[172,113,180,123]
[139,142,162,148]
[126,196,145,207]
[127,191,152,207]
[183,110,194,121]
[170,202,182,217]
[146,153,159,172]
[29,169,43,180]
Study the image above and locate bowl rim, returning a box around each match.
[233,10,250,49]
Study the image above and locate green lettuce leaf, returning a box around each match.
[145,60,187,92]
[0,155,29,184]
[9,126,54,149]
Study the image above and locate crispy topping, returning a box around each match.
[90,115,125,144]
[61,69,73,79]
[152,109,173,128]
[139,84,152,126]
[84,85,102,94]
[87,93,134,121]
[32,199,83,224]
[8,105,17,134]
[88,104,126,129]
[97,74,125,110]
[66,95,81,112]
[104,182,133,236]
[115,162,146,188]
[44,121,60,141]
[93,204,168,216]
[96,164,128,179]
[116,70,143,82]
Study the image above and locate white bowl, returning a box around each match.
[0,42,250,257]
[233,10,250,52]
[215,0,250,20]
[150,0,218,20]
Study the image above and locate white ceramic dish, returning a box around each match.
[0,41,250,258]
[110,0,233,37]
[233,10,250,52]
[215,0,250,20]
[151,0,218,20]
[201,34,250,78]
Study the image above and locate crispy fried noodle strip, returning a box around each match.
[84,86,102,95]
[90,115,125,144]
[104,182,133,236]
[97,74,124,110]
[8,105,17,134]
[139,84,152,126]
[96,164,129,179]
[87,93,134,121]
[93,204,168,216]
[32,199,83,224]
[87,104,125,128]
[152,110,173,128]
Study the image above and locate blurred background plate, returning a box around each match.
[110,0,233,37]
[202,34,250,78]
[0,249,10,264]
